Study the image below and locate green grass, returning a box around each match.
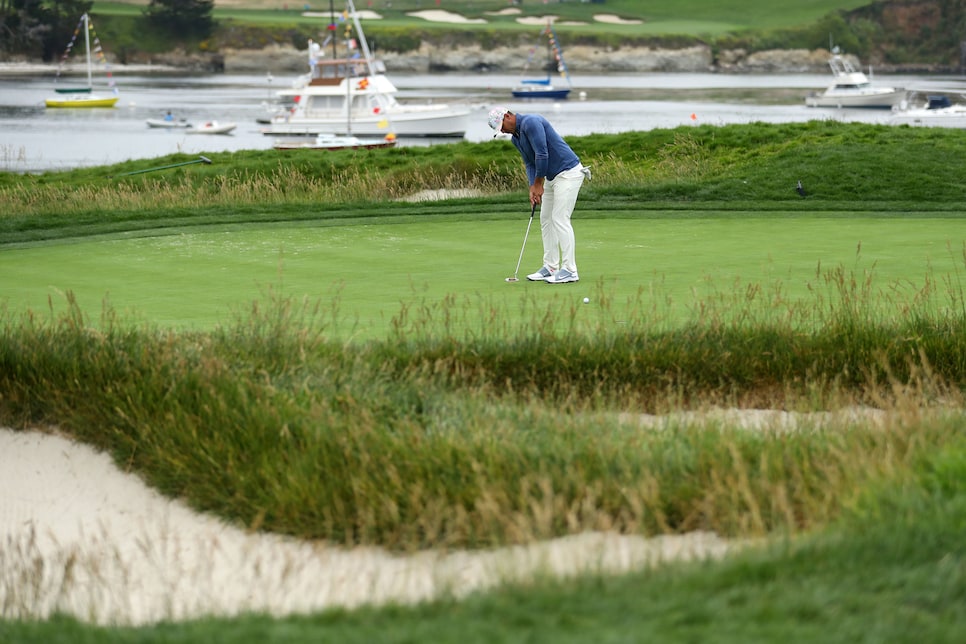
[2,120,966,639]
[99,0,871,32]
[89,0,896,58]
[0,216,964,335]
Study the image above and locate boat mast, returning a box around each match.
[345,0,377,77]
[328,0,337,60]
[83,13,92,89]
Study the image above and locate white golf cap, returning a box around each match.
[487,106,510,131]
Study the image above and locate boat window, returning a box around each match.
[305,96,342,111]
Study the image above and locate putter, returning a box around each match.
[505,202,537,283]
[109,155,213,179]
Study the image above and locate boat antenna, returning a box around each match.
[83,14,92,89]
[328,0,337,60]
[345,0,377,77]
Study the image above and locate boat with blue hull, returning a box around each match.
[512,22,572,100]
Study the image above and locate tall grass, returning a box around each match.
[1,263,964,551]
[0,161,514,217]
[2,120,966,550]
[6,122,966,226]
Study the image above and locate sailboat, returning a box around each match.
[512,22,572,100]
[263,0,468,138]
[45,13,119,108]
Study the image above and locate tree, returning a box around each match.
[0,0,93,59]
[144,0,214,40]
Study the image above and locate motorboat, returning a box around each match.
[187,121,236,135]
[512,78,571,100]
[146,116,192,129]
[889,95,966,128]
[805,48,905,109]
[261,0,469,138]
[512,22,572,100]
[273,132,397,151]
[45,13,119,109]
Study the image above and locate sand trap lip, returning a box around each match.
[0,427,735,626]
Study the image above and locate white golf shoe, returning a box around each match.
[546,268,579,284]
[527,266,555,281]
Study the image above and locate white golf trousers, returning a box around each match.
[540,163,586,274]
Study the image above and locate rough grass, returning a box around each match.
[5,122,966,227]
[2,120,966,639]
[1,266,964,549]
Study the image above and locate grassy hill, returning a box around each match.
[86,0,965,68]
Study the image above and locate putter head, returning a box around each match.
[200,155,212,164]
[505,277,519,282]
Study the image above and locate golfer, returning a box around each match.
[488,107,591,284]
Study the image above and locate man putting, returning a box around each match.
[488,107,591,284]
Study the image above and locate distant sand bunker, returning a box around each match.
[595,14,644,25]
[303,10,383,20]
[407,10,486,24]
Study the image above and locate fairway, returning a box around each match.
[2,213,963,336]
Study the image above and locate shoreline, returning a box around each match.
[2,45,956,77]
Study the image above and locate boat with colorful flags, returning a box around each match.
[45,13,119,108]
[512,22,572,100]
[261,0,468,138]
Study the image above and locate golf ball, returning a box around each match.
[583,297,590,304]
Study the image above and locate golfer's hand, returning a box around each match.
[529,186,543,206]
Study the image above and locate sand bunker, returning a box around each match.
[595,14,644,25]
[407,10,486,25]
[303,10,383,20]
[516,15,558,26]
[0,427,734,626]
[515,15,587,27]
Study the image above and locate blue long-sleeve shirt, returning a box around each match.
[511,113,580,185]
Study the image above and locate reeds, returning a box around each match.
[1,266,964,553]
[0,156,519,218]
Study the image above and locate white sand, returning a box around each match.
[0,427,734,626]
[595,14,644,25]
[407,10,486,25]
[302,10,383,20]
[486,8,522,17]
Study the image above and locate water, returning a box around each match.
[2,69,964,173]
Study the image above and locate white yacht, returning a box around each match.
[262,0,470,138]
[805,48,905,109]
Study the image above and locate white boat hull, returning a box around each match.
[889,106,966,128]
[263,108,470,138]
[274,134,396,150]
[805,89,907,109]
[187,122,237,135]
[146,118,191,129]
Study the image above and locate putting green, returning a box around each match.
[1,215,963,338]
